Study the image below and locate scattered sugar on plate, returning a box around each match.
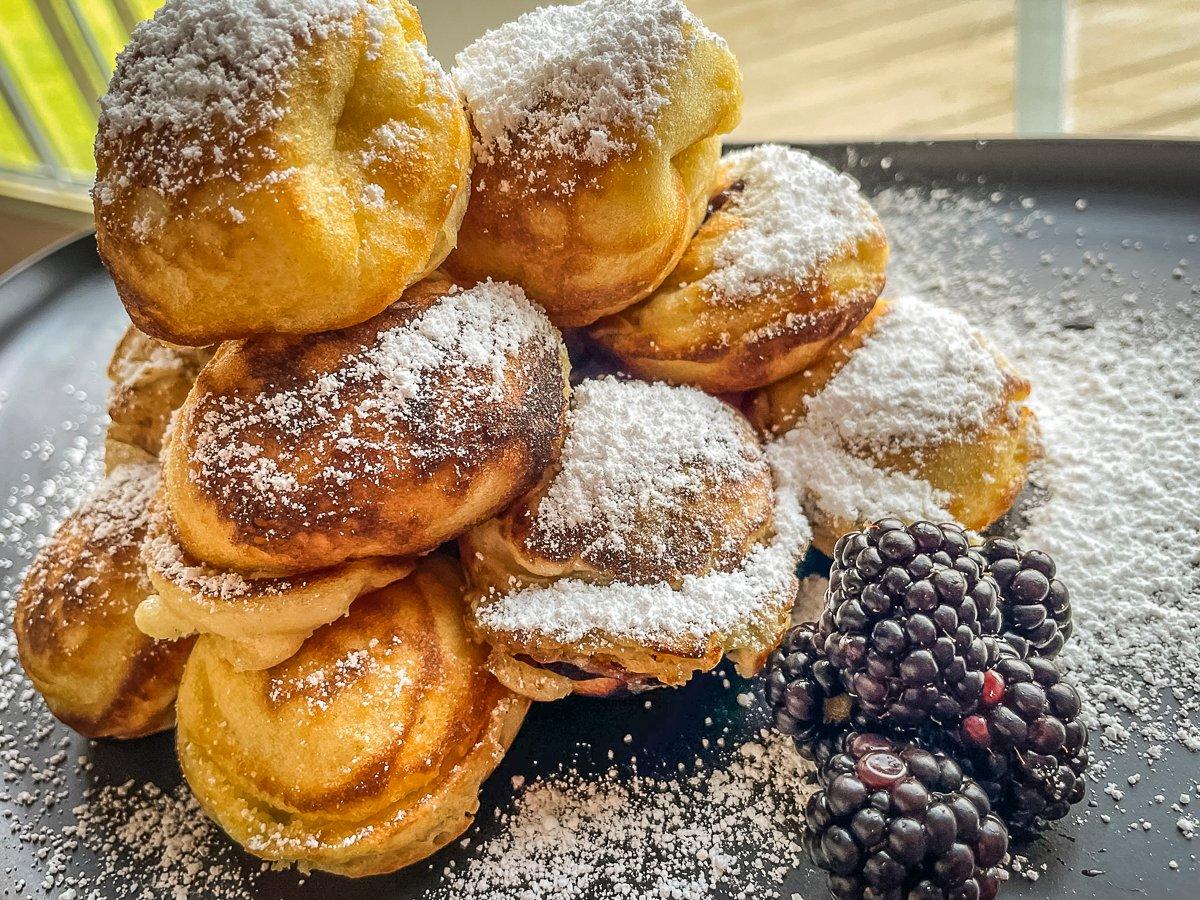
[874,180,1200,755]
[431,733,813,900]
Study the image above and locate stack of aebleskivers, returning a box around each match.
[12,0,1084,890]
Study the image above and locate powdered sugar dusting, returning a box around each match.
[95,0,376,202]
[768,426,954,531]
[71,462,158,554]
[143,502,293,602]
[190,280,561,524]
[872,174,1200,755]
[69,782,260,898]
[433,733,812,900]
[529,377,761,565]
[454,0,709,170]
[477,489,809,646]
[704,145,880,301]
[808,295,1011,449]
[767,295,1012,530]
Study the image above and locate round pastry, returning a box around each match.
[461,376,809,701]
[106,325,213,471]
[589,144,888,392]
[162,273,570,576]
[446,0,742,327]
[136,493,413,670]
[752,296,1042,555]
[175,555,529,877]
[14,464,193,738]
[94,0,472,345]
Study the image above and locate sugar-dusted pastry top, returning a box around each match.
[22,462,158,630]
[474,488,809,647]
[454,0,719,169]
[470,376,811,646]
[523,376,766,578]
[766,294,1024,526]
[15,462,196,739]
[97,0,371,203]
[185,279,563,535]
[700,144,884,302]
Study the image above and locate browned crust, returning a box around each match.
[106,325,213,461]
[745,297,896,436]
[446,30,742,327]
[445,139,711,327]
[589,172,889,393]
[164,273,571,574]
[176,556,529,877]
[15,473,194,739]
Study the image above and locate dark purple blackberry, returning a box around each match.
[954,647,1090,833]
[805,732,1007,900]
[819,519,1003,728]
[763,623,847,745]
[980,538,1073,660]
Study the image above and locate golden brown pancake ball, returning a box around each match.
[589,144,888,392]
[136,492,413,671]
[105,325,213,472]
[461,377,809,701]
[752,296,1042,556]
[162,273,570,576]
[93,0,472,345]
[175,555,529,877]
[15,464,194,738]
[446,0,742,327]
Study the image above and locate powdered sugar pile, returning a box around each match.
[95,0,375,203]
[704,145,881,301]
[454,0,710,170]
[476,489,808,645]
[767,295,1013,530]
[434,733,812,900]
[191,280,561,525]
[527,377,762,568]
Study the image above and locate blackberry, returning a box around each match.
[820,519,1003,728]
[980,538,1073,660]
[953,647,1090,833]
[763,623,847,745]
[804,732,1007,900]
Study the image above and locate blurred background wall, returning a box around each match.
[1,0,1197,274]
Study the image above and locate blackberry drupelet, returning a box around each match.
[804,731,1008,900]
[763,623,848,745]
[819,519,1003,728]
[980,538,1073,660]
[954,647,1090,833]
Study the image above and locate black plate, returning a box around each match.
[0,140,1197,899]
